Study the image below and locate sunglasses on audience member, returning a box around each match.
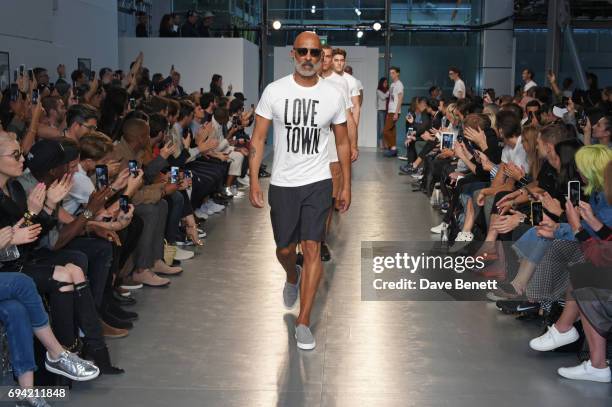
[294,48,322,58]
[0,149,22,161]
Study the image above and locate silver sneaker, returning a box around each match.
[45,351,100,381]
[283,265,301,309]
[295,324,316,350]
[16,395,52,407]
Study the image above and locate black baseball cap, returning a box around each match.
[25,139,78,174]
[233,92,246,101]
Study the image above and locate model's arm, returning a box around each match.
[346,108,358,161]
[248,115,271,209]
[351,95,361,126]
[333,121,351,212]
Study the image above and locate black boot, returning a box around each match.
[107,302,139,322]
[82,343,125,375]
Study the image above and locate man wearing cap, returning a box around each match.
[198,11,215,37]
[181,10,199,37]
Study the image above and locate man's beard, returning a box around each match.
[294,59,321,77]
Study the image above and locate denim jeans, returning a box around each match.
[0,273,49,377]
[513,223,575,264]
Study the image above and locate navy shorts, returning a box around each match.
[268,179,333,248]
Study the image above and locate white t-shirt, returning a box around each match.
[524,80,537,92]
[355,78,364,92]
[256,74,346,187]
[341,72,361,98]
[321,72,352,163]
[388,80,404,113]
[453,79,466,99]
[63,164,94,215]
[501,136,529,173]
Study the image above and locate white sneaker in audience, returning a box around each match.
[529,324,579,351]
[397,155,408,161]
[209,201,225,213]
[455,231,474,242]
[230,185,245,198]
[194,207,209,220]
[430,222,448,234]
[223,186,234,197]
[174,246,195,261]
[558,360,611,383]
[237,176,250,186]
[197,228,207,238]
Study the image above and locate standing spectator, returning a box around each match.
[449,66,465,99]
[135,12,148,37]
[210,74,231,98]
[429,85,442,100]
[181,10,199,38]
[159,14,178,37]
[522,68,537,93]
[198,11,214,37]
[376,77,389,149]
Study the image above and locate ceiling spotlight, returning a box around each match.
[372,22,382,31]
[272,20,282,30]
[311,5,316,13]
[356,30,364,39]
[354,8,361,16]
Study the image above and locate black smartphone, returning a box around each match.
[31,89,39,105]
[89,71,95,81]
[119,195,129,213]
[184,169,192,179]
[9,84,19,102]
[95,165,109,190]
[442,133,453,150]
[170,166,179,184]
[456,133,464,143]
[13,70,17,82]
[578,110,588,128]
[19,65,25,77]
[128,160,138,177]
[200,87,203,95]
[568,180,581,207]
[129,98,136,110]
[48,83,55,92]
[251,103,255,109]
[531,201,543,226]
[27,69,33,81]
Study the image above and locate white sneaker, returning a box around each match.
[237,176,250,186]
[529,324,580,351]
[430,222,448,234]
[455,231,474,242]
[174,246,195,261]
[397,155,408,161]
[558,360,611,383]
[232,190,245,198]
[209,202,225,213]
[194,208,208,220]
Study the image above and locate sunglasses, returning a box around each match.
[294,48,322,58]
[0,150,22,161]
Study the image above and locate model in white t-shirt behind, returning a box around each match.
[331,48,360,161]
[249,31,352,351]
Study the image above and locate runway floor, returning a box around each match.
[67,150,612,406]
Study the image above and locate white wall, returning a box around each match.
[0,0,118,84]
[273,46,379,148]
[118,38,259,104]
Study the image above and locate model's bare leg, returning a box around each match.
[296,240,323,326]
[276,243,298,284]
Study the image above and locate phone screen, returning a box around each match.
[95,165,109,190]
[568,181,581,207]
[531,201,543,226]
[170,167,179,184]
[119,195,129,213]
[129,98,136,109]
[31,89,39,104]
[128,160,138,177]
[442,133,453,150]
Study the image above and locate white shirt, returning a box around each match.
[355,78,364,92]
[341,72,361,98]
[321,72,352,163]
[388,79,404,113]
[63,164,94,215]
[501,136,529,173]
[256,74,346,187]
[453,79,466,99]
[524,80,537,92]
[377,89,389,111]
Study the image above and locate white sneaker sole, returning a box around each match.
[45,362,100,382]
[174,253,195,261]
[294,333,316,350]
[558,369,611,383]
[120,284,143,290]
